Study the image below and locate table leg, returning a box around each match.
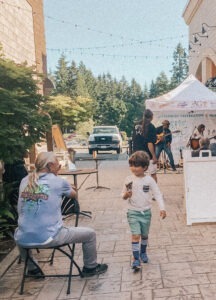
[86,159,110,190]
[74,175,78,197]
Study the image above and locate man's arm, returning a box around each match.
[148,142,157,164]
[69,188,77,199]
[148,124,157,163]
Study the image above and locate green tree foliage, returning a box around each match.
[45,95,94,132]
[170,42,188,89]
[66,61,79,97]
[0,56,50,163]
[54,54,69,95]
[99,95,127,126]
[51,58,95,131]
[120,79,144,135]
[78,62,97,99]
[51,42,188,136]
[76,119,94,137]
[155,71,170,96]
[149,80,158,98]
[143,83,149,100]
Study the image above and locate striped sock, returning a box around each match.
[140,237,148,253]
[132,242,140,260]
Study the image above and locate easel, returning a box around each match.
[52,124,67,151]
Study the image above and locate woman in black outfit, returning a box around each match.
[132,109,158,182]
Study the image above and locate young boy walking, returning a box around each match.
[122,151,166,269]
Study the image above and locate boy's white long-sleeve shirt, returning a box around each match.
[121,174,165,212]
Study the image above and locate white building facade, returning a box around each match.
[183,0,216,84]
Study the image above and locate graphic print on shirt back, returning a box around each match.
[21,184,50,212]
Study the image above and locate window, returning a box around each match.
[93,127,118,134]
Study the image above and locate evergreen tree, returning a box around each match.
[155,71,170,96]
[100,96,127,126]
[116,76,129,101]
[67,60,79,97]
[143,83,149,100]
[120,78,144,135]
[78,62,97,99]
[93,74,111,123]
[170,42,188,89]
[54,54,69,95]
[75,73,90,98]
[149,80,157,98]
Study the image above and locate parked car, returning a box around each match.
[88,126,123,154]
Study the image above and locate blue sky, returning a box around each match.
[44,0,188,87]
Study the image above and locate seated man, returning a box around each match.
[14,151,108,278]
[192,124,205,139]
[191,138,210,157]
[155,120,176,171]
[189,124,206,150]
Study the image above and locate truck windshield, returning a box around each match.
[93,127,118,134]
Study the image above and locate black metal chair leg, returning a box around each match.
[20,251,29,295]
[67,248,74,294]
[49,248,56,265]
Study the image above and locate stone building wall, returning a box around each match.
[27,0,47,76]
[183,0,216,83]
[0,0,47,86]
[0,0,36,66]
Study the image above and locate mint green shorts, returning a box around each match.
[127,209,152,236]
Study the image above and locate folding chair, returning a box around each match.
[18,198,91,295]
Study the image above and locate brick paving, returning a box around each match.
[0,159,216,299]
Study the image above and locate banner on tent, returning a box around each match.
[152,111,216,164]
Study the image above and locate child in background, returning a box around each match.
[122,151,166,269]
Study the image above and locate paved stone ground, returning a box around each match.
[0,160,216,299]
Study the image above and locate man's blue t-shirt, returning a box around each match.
[14,173,72,246]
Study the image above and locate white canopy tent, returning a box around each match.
[145,74,216,163]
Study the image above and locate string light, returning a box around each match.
[1,0,189,64]
[0,0,187,48]
[46,48,179,60]
[46,41,180,52]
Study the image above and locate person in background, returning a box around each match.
[132,109,158,182]
[155,120,176,171]
[210,141,216,156]
[121,151,166,270]
[14,151,108,278]
[192,137,210,157]
[188,124,206,150]
[192,124,205,139]
[3,149,29,207]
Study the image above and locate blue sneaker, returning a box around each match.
[132,259,141,269]
[140,252,148,263]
